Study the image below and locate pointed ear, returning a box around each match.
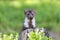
[24,9,28,14]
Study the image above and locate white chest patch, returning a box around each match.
[23,17,36,28]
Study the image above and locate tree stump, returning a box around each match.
[18,28,42,40]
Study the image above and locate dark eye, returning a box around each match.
[32,14,34,15]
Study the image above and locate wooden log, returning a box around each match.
[18,28,51,40]
[18,28,42,40]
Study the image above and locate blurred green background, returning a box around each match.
[0,0,60,33]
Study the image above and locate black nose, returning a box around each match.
[30,17,33,19]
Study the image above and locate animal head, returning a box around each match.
[24,9,35,20]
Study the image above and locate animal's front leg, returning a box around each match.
[32,22,36,29]
[32,18,36,28]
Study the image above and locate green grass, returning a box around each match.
[0,0,60,33]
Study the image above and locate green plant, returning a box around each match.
[0,33,18,40]
[28,31,52,40]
